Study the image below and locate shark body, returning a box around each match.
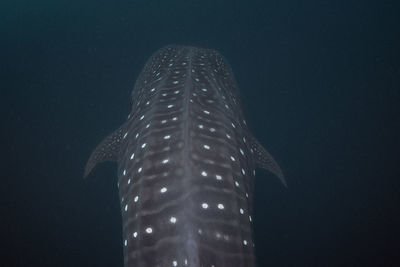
[85,45,285,267]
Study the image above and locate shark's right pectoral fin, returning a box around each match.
[250,135,287,187]
[84,125,125,178]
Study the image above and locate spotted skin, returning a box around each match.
[85,45,286,267]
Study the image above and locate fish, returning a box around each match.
[84,45,286,267]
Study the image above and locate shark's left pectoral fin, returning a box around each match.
[84,125,126,178]
[250,135,287,187]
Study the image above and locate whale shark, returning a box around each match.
[85,45,286,267]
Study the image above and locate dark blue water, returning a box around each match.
[2,0,399,266]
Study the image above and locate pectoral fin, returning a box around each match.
[250,135,287,187]
[84,125,126,178]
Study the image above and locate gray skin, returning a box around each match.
[85,45,286,267]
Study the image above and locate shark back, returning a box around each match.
[85,45,285,267]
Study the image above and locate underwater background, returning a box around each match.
[1,0,399,266]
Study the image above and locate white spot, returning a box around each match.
[203,110,210,115]
[249,216,252,222]
[185,259,188,265]
[198,124,204,129]
[123,132,128,139]
[253,170,256,176]
[201,171,207,177]
[246,193,249,198]
[135,133,139,139]
[230,156,236,162]
[172,260,178,267]
[226,134,231,139]
[133,232,137,238]
[128,179,131,184]
[240,208,244,214]
[134,196,139,202]
[225,104,229,109]
[164,135,171,140]
[160,187,167,193]
[243,137,247,143]
[162,158,169,164]
[231,123,236,128]
[124,240,127,246]
[198,229,203,234]
[203,144,210,150]
[195,78,200,82]
[140,115,144,120]
[124,204,128,211]
[170,216,177,224]
[215,175,222,180]
[162,120,167,124]
[240,148,245,156]
[209,128,216,132]
[130,153,135,160]
[145,227,153,234]
[151,88,155,92]
[173,80,179,84]
[138,167,142,173]
[235,181,239,187]
[242,168,246,175]
[217,204,224,210]
[146,123,150,128]
[216,232,222,239]
[174,90,180,94]
[146,101,150,105]
[243,240,248,246]
[123,170,126,176]
[141,143,147,148]
[201,203,208,209]
[167,104,174,108]
[201,88,207,92]
[172,117,177,121]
